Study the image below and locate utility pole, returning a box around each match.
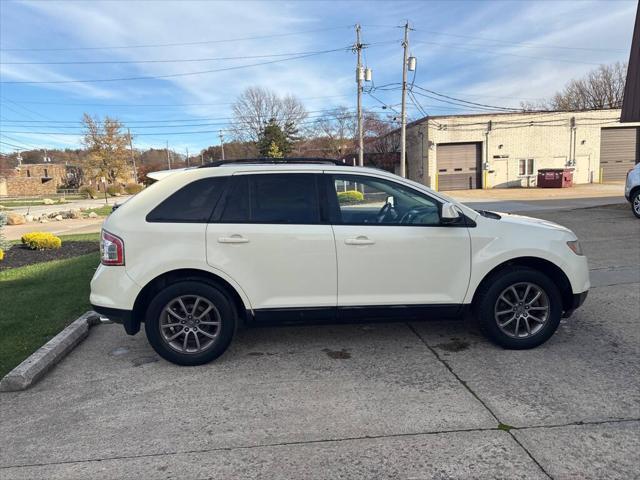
[400,21,411,178]
[166,140,171,169]
[355,24,364,167]
[127,128,138,183]
[201,153,204,165]
[186,147,190,167]
[219,131,225,161]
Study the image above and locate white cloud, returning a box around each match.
[0,0,635,150]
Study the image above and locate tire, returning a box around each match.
[631,190,640,219]
[475,267,562,349]
[144,281,236,365]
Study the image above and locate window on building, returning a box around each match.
[26,169,31,178]
[44,168,48,178]
[220,173,320,224]
[146,177,228,223]
[519,159,535,176]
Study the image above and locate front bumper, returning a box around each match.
[91,305,140,335]
[563,290,589,318]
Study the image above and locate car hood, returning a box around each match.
[493,212,574,234]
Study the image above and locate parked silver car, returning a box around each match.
[625,163,640,218]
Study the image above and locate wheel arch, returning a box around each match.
[131,268,250,333]
[470,257,574,313]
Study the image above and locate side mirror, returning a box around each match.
[441,202,461,224]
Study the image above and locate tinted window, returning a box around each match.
[147,177,227,223]
[220,175,250,223]
[331,175,441,226]
[220,173,320,224]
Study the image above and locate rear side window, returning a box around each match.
[220,173,320,224]
[147,177,228,223]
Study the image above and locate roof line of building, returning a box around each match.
[382,107,623,137]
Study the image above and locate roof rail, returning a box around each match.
[199,158,347,168]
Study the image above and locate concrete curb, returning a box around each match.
[0,311,101,392]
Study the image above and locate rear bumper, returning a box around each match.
[563,290,588,318]
[91,305,140,335]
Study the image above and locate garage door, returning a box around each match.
[436,142,482,190]
[600,127,639,181]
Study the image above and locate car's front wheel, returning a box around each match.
[145,281,236,365]
[475,267,562,349]
[631,190,640,219]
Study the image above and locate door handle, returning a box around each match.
[218,235,249,244]
[344,236,375,246]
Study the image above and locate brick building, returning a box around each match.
[381,109,640,191]
[0,163,66,197]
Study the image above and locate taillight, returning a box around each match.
[100,230,125,266]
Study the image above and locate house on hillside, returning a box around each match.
[375,108,640,191]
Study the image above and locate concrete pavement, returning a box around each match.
[0,204,638,479]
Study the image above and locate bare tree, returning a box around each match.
[522,62,627,111]
[231,87,307,141]
[311,106,357,156]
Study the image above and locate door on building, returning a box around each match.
[600,127,640,181]
[436,142,482,190]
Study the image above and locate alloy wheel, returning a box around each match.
[160,295,221,354]
[634,195,640,216]
[494,282,550,339]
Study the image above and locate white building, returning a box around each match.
[393,109,639,190]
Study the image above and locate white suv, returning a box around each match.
[91,160,590,365]
[625,162,640,218]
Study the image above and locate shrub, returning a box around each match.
[21,232,62,250]
[337,190,364,204]
[124,183,144,195]
[106,184,122,197]
[79,185,97,199]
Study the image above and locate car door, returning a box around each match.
[206,171,337,318]
[327,173,471,309]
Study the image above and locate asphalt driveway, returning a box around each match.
[1,203,638,479]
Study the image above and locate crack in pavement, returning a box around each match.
[2,418,639,471]
[406,323,554,480]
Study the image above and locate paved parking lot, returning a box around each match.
[1,202,638,479]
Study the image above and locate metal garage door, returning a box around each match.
[436,142,482,190]
[600,127,639,181]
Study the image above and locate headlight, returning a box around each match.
[566,240,583,256]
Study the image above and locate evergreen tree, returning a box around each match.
[258,118,290,157]
[266,141,283,158]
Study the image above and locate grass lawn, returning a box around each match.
[0,199,77,208]
[83,205,113,217]
[0,238,100,378]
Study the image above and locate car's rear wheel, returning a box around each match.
[145,281,236,365]
[475,267,562,349]
[631,190,640,219]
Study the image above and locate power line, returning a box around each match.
[361,24,626,53]
[0,26,352,52]
[0,139,31,150]
[0,134,38,149]
[0,48,350,84]
[412,39,605,66]
[0,94,354,108]
[412,85,523,111]
[0,48,358,65]
[0,107,372,124]
[0,116,402,137]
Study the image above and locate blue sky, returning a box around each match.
[0,0,636,154]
